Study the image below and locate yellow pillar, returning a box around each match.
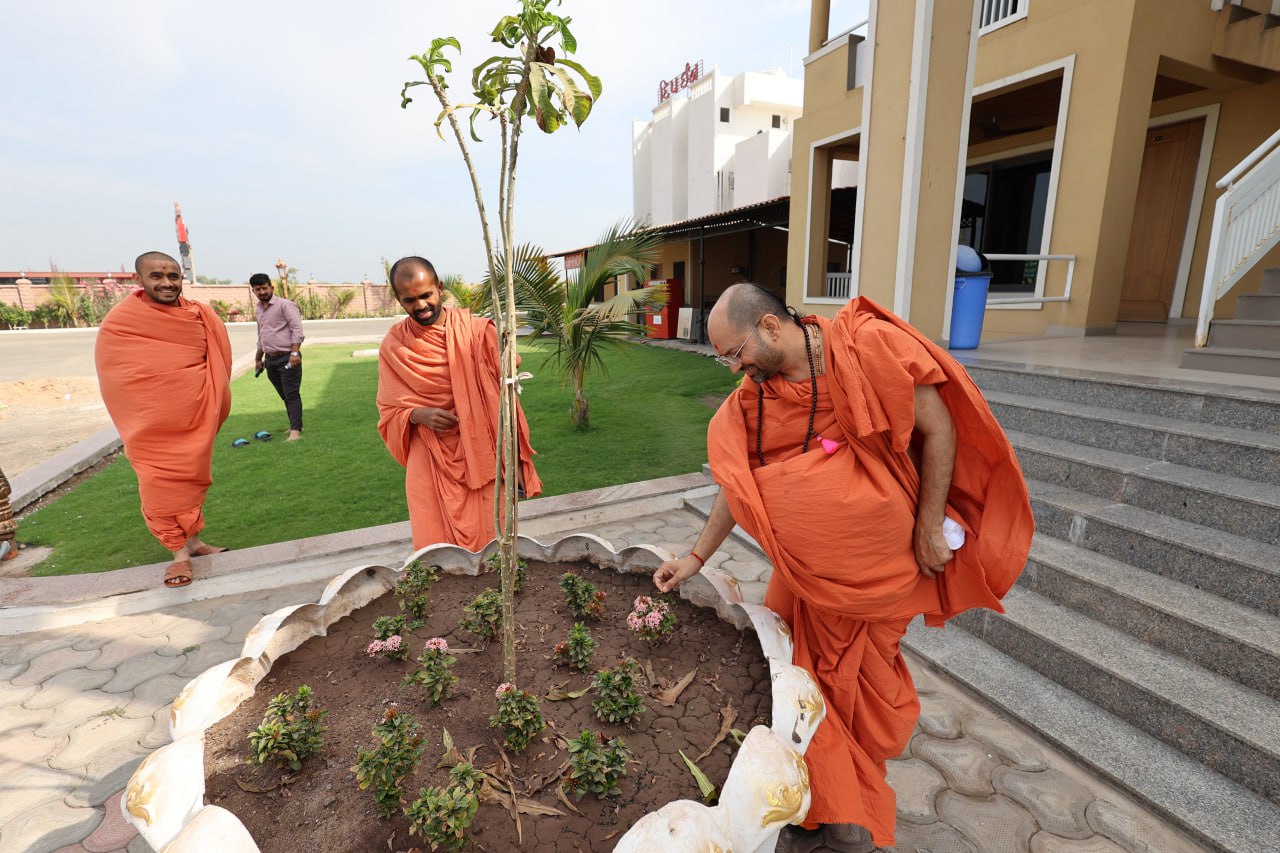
[810,0,832,55]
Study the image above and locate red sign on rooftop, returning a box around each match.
[658,60,705,104]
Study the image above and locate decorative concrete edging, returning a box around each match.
[122,533,824,852]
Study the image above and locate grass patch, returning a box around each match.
[22,340,736,575]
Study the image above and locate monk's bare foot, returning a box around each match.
[187,537,227,557]
[287,430,302,442]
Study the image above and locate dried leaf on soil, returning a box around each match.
[234,779,278,794]
[695,703,738,761]
[656,667,698,706]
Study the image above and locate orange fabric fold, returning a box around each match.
[95,290,232,551]
[708,297,1033,845]
[376,310,541,550]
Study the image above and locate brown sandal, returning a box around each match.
[164,560,193,587]
[190,544,228,557]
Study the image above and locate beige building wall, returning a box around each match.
[791,0,1280,340]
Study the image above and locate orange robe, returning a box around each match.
[95,290,232,551]
[707,297,1033,846]
[376,310,542,550]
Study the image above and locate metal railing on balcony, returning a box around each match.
[824,272,853,300]
[979,0,1028,32]
[983,253,1076,304]
[1195,128,1280,346]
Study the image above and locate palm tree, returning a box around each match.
[498,220,667,430]
[441,274,491,316]
[328,288,357,318]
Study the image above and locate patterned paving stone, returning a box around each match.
[71,616,150,652]
[137,704,173,750]
[1029,833,1127,853]
[125,833,151,853]
[911,736,1000,798]
[172,638,242,679]
[823,822,876,852]
[0,762,86,825]
[35,690,127,738]
[907,661,944,694]
[134,612,185,639]
[935,791,1038,853]
[886,758,947,824]
[719,557,771,583]
[0,677,40,709]
[24,668,114,706]
[0,797,100,853]
[48,714,153,771]
[917,693,966,739]
[1085,799,1201,853]
[992,766,1094,840]
[738,580,768,605]
[81,790,136,853]
[891,819,979,852]
[8,700,57,732]
[121,671,187,717]
[12,647,101,687]
[0,724,64,779]
[50,843,91,853]
[0,635,79,666]
[100,653,183,695]
[961,714,1049,772]
[66,746,151,808]
[149,618,233,658]
[0,660,28,681]
[225,610,270,645]
[84,636,166,672]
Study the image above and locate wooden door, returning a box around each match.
[1119,118,1205,322]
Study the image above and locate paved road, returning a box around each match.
[0,317,399,382]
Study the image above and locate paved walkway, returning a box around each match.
[0,507,1205,852]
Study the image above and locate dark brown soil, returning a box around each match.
[204,560,772,852]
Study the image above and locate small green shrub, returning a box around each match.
[247,685,327,772]
[592,658,646,725]
[553,622,597,672]
[402,638,458,705]
[395,560,440,622]
[563,729,631,800]
[368,615,410,660]
[352,705,424,818]
[559,571,606,619]
[485,552,528,593]
[460,588,503,642]
[372,614,409,639]
[404,762,481,851]
[0,303,30,329]
[489,683,545,752]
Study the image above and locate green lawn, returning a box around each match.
[22,340,737,575]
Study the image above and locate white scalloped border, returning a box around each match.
[123,533,822,852]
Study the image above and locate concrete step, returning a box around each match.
[1023,532,1280,700]
[954,587,1280,806]
[985,390,1280,485]
[1006,429,1280,546]
[965,362,1280,436]
[1207,318,1280,351]
[903,620,1280,853]
[1181,345,1280,379]
[1027,478,1280,618]
[1236,293,1280,321]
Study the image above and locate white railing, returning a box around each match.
[1195,128,1280,346]
[825,272,853,299]
[979,0,1028,32]
[983,253,1077,304]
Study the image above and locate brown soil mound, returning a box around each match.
[204,560,772,852]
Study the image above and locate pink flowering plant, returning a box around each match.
[489,682,545,752]
[402,638,458,705]
[626,594,677,642]
[366,634,406,661]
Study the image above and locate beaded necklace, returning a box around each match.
[755,323,818,468]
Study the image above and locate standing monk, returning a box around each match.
[654,284,1033,848]
[250,272,305,441]
[376,256,541,550]
[0,465,18,562]
[96,252,232,587]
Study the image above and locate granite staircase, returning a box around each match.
[905,362,1280,852]
[1182,267,1280,378]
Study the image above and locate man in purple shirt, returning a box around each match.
[251,273,305,441]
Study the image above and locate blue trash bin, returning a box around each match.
[949,246,992,350]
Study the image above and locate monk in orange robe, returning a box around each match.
[95,252,233,587]
[376,256,541,551]
[655,284,1033,847]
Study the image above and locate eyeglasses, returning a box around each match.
[714,319,763,368]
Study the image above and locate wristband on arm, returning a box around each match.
[689,550,706,567]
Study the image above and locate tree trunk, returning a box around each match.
[571,364,589,430]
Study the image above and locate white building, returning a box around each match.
[633,67,809,227]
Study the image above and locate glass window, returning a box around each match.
[960,153,1052,294]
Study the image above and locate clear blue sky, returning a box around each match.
[0,0,868,283]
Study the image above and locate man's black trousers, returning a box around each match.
[264,353,303,432]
